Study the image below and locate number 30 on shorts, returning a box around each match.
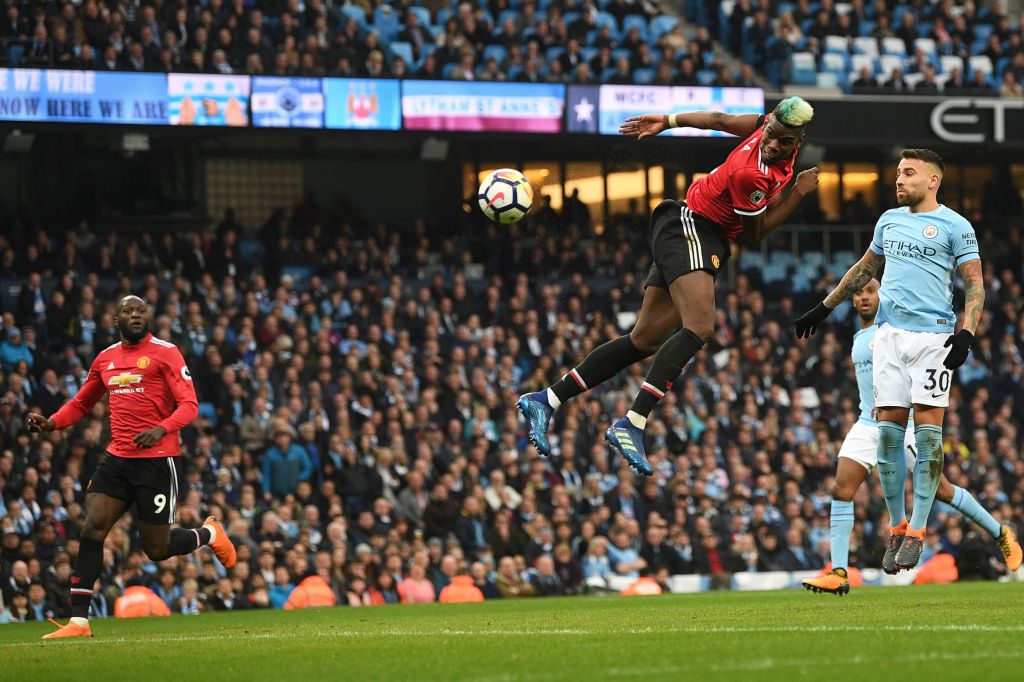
[923,368,951,393]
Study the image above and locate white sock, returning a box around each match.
[70,616,89,627]
[204,523,216,544]
[545,388,561,410]
[626,410,647,430]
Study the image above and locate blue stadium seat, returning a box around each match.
[497,9,519,27]
[389,41,415,66]
[507,65,523,80]
[852,36,878,57]
[596,11,618,32]
[824,35,849,54]
[649,15,677,39]
[973,24,994,43]
[821,52,848,73]
[917,21,933,38]
[696,69,716,86]
[622,14,648,41]
[968,55,993,79]
[914,37,938,61]
[939,55,964,74]
[373,4,401,37]
[858,20,875,37]
[612,48,632,63]
[7,43,24,66]
[816,71,843,88]
[879,54,906,76]
[563,11,581,27]
[545,46,565,63]
[881,37,906,55]
[410,6,433,25]
[633,67,655,84]
[198,402,218,427]
[581,46,598,63]
[601,66,618,81]
[850,54,877,75]
[789,52,817,85]
[441,62,458,79]
[483,44,508,64]
[340,5,366,27]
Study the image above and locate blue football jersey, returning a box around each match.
[852,325,876,425]
[869,205,979,333]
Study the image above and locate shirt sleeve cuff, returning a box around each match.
[734,205,767,216]
[955,252,980,267]
[870,242,884,255]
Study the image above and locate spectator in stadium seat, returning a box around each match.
[398,562,436,604]
[1008,53,1024,87]
[0,591,29,623]
[914,66,940,95]
[807,11,833,43]
[439,568,485,603]
[871,13,895,41]
[0,329,33,374]
[26,581,56,621]
[896,10,918,55]
[850,66,877,93]
[528,555,565,596]
[398,12,434,59]
[606,527,646,578]
[574,63,596,84]
[495,556,536,598]
[967,68,995,95]
[470,561,500,599]
[999,71,1023,99]
[652,63,673,86]
[776,527,824,572]
[262,428,313,500]
[672,57,697,85]
[945,66,968,93]
[882,67,910,92]
[737,64,758,87]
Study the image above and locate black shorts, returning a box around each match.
[644,200,731,288]
[88,453,180,525]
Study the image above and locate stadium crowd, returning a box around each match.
[0,188,1022,622]
[4,0,1024,93]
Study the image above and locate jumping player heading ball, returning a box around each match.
[518,97,819,475]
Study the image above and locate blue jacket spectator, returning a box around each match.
[0,328,33,372]
[262,430,313,498]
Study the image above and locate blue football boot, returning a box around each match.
[605,417,654,476]
[516,392,554,457]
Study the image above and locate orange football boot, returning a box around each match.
[42,618,93,640]
[204,516,237,568]
[802,568,850,596]
[998,526,1022,572]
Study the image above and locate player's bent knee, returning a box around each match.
[628,330,661,356]
[143,542,171,561]
[830,481,856,502]
[687,324,715,343]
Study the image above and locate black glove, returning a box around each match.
[943,329,974,369]
[793,301,833,339]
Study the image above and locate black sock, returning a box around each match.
[70,536,104,619]
[167,527,212,556]
[551,335,649,403]
[629,328,706,419]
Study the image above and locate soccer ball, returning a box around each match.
[478,169,533,224]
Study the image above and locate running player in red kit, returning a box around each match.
[518,97,819,475]
[26,295,236,639]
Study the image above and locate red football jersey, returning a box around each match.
[50,333,198,458]
[685,113,798,243]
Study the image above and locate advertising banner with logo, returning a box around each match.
[567,84,763,136]
[251,76,324,128]
[168,74,250,126]
[402,81,564,133]
[323,78,401,130]
[0,69,167,124]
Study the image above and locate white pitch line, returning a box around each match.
[4,623,1024,649]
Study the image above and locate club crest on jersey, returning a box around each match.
[711,255,721,269]
[749,190,766,204]
[923,225,938,239]
[136,356,150,369]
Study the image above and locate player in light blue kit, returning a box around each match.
[802,279,1020,595]
[796,148,1021,576]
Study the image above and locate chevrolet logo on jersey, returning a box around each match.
[108,372,143,387]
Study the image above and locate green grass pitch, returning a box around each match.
[4,582,1022,681]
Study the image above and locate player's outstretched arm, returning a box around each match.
[943,258,984,369]
[27,359,107,433]
[793,249,884,338]
[619,112,761,139]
